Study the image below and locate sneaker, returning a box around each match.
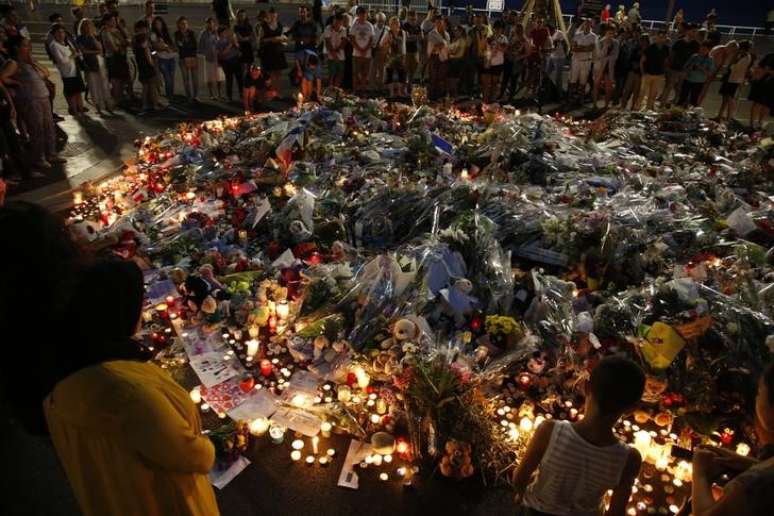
[47,156,67,164]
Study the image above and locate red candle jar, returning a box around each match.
[260,359,273,378]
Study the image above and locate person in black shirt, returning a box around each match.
[748,52,774,129]
[212,0,232,27]
[174,16,198,102]
[659,23,699,106]
[638,30,669,110]
[705,14,722,47]
[242,64,275,113]
[619,33,648,109]
[290,5,318,53]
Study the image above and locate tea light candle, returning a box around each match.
[320,421,332,437]
[246,339,259,358]
[633,430,652,458]
[200,403,210,412]
[73,191,83,204]
[736,443,751,456]
[376,398,388,415]
[383,454,393,463]
[379,473,389,481]
[269,424,285,444]
[291,439,305,450]
[291,450,302,461]
[248,325,260,339]
[519,417,534,434]
[326,448,336,457]
[370,414,381,424]
[372,454,383,466]
[249,418,269,436]
[354,367,370,389]
[338,385,352,402]
[312,436,319,455]
[319,456,329,467]
[305,455,315,465]
[189,386,202,404]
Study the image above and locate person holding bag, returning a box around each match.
[49,23,87,117]
[174,16,199,103]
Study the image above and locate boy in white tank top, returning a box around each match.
[512,356,646,516]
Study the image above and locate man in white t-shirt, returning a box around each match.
[349,6,374,94]
[323,13,347,87]
[569,18,598,98]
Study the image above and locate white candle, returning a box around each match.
[246,339,259,358]
[189,386,202,404]
[291,439,305,450]
[249,418,269,436]
[633,430,652,458]
[519,417,534,434]
[320,421,332,437]
[269,424,285,444]
[326,448,336,457]
[354,367,370,389]
[290,450,302,461]
[276,301,290,320]
[379,472,389,481]
[312,436,319,455]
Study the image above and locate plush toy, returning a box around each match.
[313,335,330,361]
[439,278,479,326]
[379,318,419,351]
[439,440,474,479]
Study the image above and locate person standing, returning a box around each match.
[174,17,199,102]
[672,8,685,32]
[601,4,611,23]
[627,2,641,27]
[290,4,318,86]
[349,6,374,95]
[615,4,626,25]
[323,13,347,88]
[678,42,714,107]
[49,24,87,117]
[619,33,648,110]
[150,16,177,100]
[426,15,449,101]
[259,8,288,98]
[402,9,421,87]
[705,14,722,47]
[216,25,242,103]
[100,13,131,103]
[199,17,224,100]
[546,23,567,93]
[44,259,220,516]
[371,12,388,93]
[234,10,255,78]
[748,52,774,129]
[716,40,752,121]
[592,26,619,108]
[382,16,407,98]
[569,18,597,101]
[133,20,161,113]
[447,25,468,97]
[637,30,669,110]
[659,23,699,107]
[212,0,232,27]
[0,36,66,170]
[78,19,113,115]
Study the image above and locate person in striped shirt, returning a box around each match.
[513,356,645,516]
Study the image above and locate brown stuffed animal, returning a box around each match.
[439,439,474,479]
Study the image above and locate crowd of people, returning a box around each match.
[0,2,773,187]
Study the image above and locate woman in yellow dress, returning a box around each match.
[44,259,219,516]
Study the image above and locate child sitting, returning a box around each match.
[242,65,277,114]
[297,49,322,102]
[513,356,645,516]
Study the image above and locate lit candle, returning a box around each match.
[269,424,285,444]
[372,454,383,466]
[291,450,302,461]
[321,421,332,437]
[260,359,273,377]
[319,456,329,466]
[519,417,534,434]
[249,418,269,436]
[376,398,388,415]
[383,454,393,463]
[291,439,305,450]
[460,169,469,180]
[337,385,352,402]
[246,339,259,358]
[189,386,202,404]
[326,448,336,457]
[354,367,370,389]
[736,443,751,456]
[73,191,83,204]
[633,430,652,459]
[370,414,381,424]
[305,455,315,465]
[379,472,389,481]
[312,436,319,455]
[200,403,210,412]
[248,325,260,339]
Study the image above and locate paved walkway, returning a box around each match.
[7,2,770,211]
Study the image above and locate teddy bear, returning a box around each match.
[439,440,474,479]
[380,318,420,352]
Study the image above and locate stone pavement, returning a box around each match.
[7,1,771,211]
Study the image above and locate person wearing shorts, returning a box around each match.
[323,13,347,87]
[569,18,596,99]
[716,40,752,121]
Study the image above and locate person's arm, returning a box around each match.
[125,381,216,474]
[605,449,642,516]
[0,60,21,86]
[640,52,647,75]
[692,449,753,516]
[49,41,68,67]
[512,420,555,501]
